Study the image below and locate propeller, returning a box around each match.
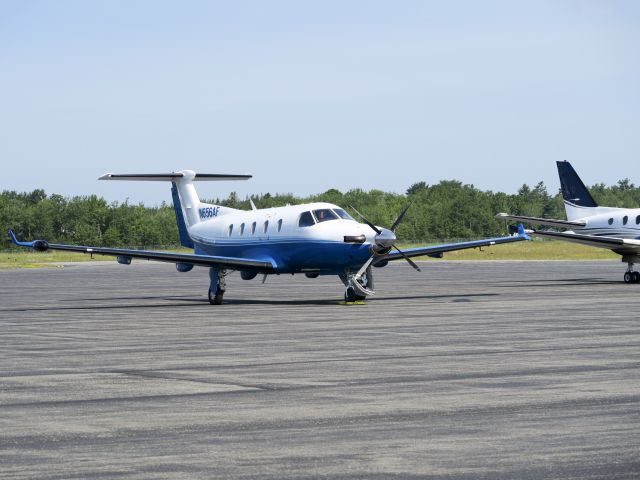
[350,205,421,272]
[390,202,412,232]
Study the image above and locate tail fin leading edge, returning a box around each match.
[171,182,194,248]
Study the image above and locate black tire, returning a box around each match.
[344,287,357,302]
[624,272,633,284]
[633,272,640,284]
[344,287,366,302]
[208,288,224,305]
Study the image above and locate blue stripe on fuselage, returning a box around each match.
[194,239,372,274]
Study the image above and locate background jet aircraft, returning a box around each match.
[497,161,640,283]
[10,171,528,303]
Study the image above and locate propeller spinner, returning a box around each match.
[350,205,421,272]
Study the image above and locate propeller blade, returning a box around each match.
[392,244,421,271]
[390,203,412,232]
[349,206,382,235]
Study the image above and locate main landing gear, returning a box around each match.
[208,267,227,304]
[623,256,640,284]
[340,267,375,302]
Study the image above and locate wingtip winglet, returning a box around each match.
[8,229,18,245]
[7,229,49,251]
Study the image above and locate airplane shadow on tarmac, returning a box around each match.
[498,277,619,287]
[3,279,623,312]
[3,292,503,312]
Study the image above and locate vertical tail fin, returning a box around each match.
[171,182,194,248]
[99,171,251,248]
[556,161,598,220]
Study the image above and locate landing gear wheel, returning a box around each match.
[633,272,640,283]
[624,272,633,284]
[208,288,224,305]
[344,287,356,302]
[344,286,366,302]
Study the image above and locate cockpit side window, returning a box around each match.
[313,209,339,223]
[333,208,355,221]
[298,211,315,227]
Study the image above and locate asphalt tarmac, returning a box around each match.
[1,260,639,479]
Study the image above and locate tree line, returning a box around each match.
[2,178,640,250]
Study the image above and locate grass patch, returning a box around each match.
[0,239,618,269]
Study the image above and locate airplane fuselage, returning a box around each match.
[568,206,640,239]
[189,202,376,274]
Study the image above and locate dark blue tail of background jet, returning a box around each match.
[556,161,598,207]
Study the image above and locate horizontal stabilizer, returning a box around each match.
[99,172,252,181]
[495,213,586,228]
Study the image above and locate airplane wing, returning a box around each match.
[8,230,275,271]
[375,225,530,263]
[495,213,586,229]
[529,229,640,255]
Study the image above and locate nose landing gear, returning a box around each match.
[340,266,374,302]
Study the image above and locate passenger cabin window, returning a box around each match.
[608,218,614,225]
[277,219,283,232]
[240,223,245,235]
[334,208,355,221]
[623,216,628,225]
[251,221,256,235]
[637,215,640,225]
[298,211,315,227]
[263,220,269,234]
[313,209,339,223]
[228,224,233,237]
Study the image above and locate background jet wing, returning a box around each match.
[530,229,640,255]
[495,213,586,228]
[8,230,275,271]
[375,229,529,263]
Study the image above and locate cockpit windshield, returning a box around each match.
[298,211,315,227]
[313,209,339,223]
[333,208,354,221]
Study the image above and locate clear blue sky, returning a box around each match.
[1,1,639,204]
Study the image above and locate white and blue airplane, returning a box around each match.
[9,171,529,303]
[497,160,640,284]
